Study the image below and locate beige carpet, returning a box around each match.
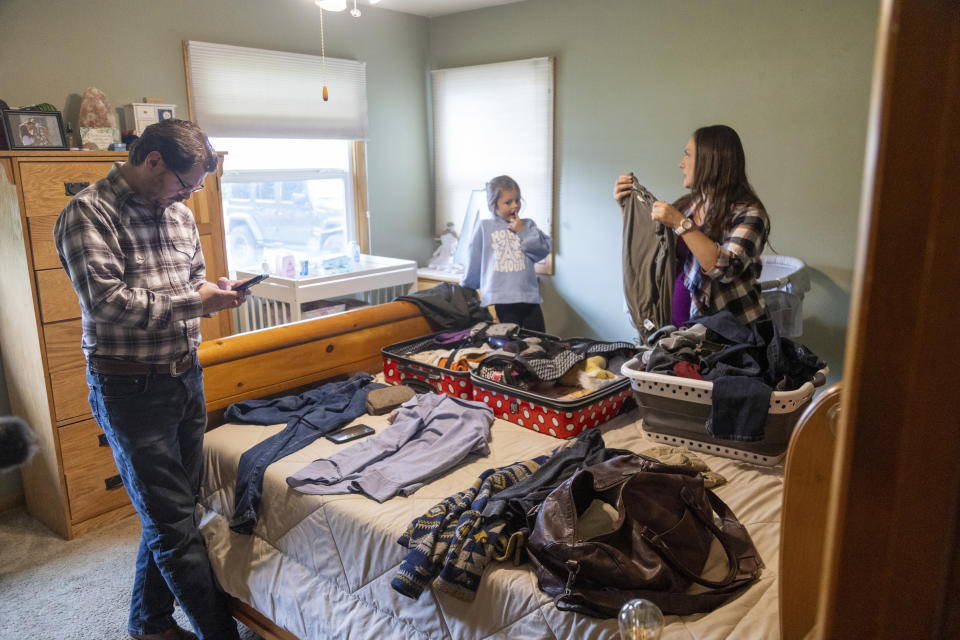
[0,506,263,640]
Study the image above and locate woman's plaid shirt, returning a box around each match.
[683,203,770,324]
[54,163,206,364]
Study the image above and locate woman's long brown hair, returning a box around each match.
[672,125,767,243]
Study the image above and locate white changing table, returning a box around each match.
[235,255,417,332]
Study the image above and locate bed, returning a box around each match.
[195,301,837,640]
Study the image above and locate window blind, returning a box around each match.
[431,57,554,241]
[185,40,368,140]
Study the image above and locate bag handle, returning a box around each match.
[637,486,757,590]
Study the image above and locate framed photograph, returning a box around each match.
[1,110,68,150]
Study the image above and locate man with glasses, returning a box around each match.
[55,119,243,640]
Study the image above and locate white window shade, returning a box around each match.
[185,40,367,140]
[432,57,554,245]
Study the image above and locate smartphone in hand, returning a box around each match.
[232,273,270,291]
[325,424,375,444]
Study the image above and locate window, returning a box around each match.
[185,41,369,272]
[432,57,555,273]
[209,136,354,270]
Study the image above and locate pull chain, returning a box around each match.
[320,7,329,101]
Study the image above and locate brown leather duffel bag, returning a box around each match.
[526,454,762,617]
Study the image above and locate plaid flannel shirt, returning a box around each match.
[683,203,770,324]
[54,163,206,363]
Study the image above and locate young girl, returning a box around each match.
[461,175,552,332]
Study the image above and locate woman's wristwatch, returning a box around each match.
[675,217,694,235]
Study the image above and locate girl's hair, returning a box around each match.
[486,175,521,214]
[673,125,767,242]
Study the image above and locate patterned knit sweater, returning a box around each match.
[391,456,549,601]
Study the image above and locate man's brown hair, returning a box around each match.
[128,118,217,173]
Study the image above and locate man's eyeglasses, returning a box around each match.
[172,170,205,194]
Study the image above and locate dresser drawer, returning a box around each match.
[43,320,91,423]
[27,215,61,270]
[64,457,130,523]
[36,268,80,323]
[59,418,113,476]
[19,161,114,217]
[60,418,129,523]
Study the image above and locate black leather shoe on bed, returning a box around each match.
[130,626,198,640]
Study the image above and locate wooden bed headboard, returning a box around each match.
[198,300,431,427]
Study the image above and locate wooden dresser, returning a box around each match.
[0,150,231,539]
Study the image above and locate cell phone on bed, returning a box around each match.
[232,272,270,291]
[326,424,375,444]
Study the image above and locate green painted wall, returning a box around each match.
[0,0,879,505]
[430,0,877,381]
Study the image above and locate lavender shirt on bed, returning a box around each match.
[286,393,493,502]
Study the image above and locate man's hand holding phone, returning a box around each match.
[200,278,247,314]
[232,272,270,291]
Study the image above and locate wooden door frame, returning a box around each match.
[818,1,960,637]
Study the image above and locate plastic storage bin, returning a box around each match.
[622,357,827,466]
[759,255,809,338]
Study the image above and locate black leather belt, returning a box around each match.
[88,352,196,377]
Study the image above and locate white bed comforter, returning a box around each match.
[198,409,782,640]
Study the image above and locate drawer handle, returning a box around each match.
[64,182,90,196]
[104,474,124,491]
[97,434,110,448]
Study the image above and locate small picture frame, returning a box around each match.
[157,107,175,122]
[1,110,68,150]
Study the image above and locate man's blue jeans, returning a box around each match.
[87,357,239,639]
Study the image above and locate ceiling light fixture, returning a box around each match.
[315,0,369,16]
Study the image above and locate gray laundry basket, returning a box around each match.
[622,357,828,466]
[760,255,809,338]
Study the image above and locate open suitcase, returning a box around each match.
[622,357,828,465]
[381,325,558,400]
[469,337,638,439]
[470,374,635,439]
[382,333,474,398]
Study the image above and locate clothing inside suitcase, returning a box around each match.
[382,322,558,399]
[384,325,638,439]
[470,335,638,438]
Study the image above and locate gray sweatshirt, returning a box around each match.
[460,217,552,305]
[286,393,493,502]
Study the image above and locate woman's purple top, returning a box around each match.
[672,235,692,326]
